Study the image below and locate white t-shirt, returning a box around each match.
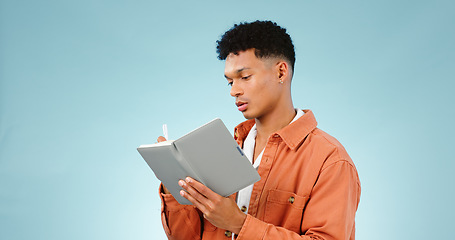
[236,109,305,215]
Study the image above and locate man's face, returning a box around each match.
[224,49,282,120]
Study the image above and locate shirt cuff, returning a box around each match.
[159,183,186,211]
[236,214,268,240]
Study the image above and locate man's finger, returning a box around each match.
[179,188,207,213]
[185,177,219,199]
[181,179,211,206]
[157,136,167,142]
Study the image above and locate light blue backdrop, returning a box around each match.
[1,0,454,239]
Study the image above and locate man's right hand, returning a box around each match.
[157,136,171,194]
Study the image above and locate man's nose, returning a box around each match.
[230,82,243,97]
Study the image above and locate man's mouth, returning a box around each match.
[236,101,248,112]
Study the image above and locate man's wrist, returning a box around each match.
[231,213,247,235]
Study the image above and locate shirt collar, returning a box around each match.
[246,108,304,141]
[234,109,318,150]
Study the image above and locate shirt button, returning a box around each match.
[225,230,232,237]
[241,206,247,212]
[288,196,295,204]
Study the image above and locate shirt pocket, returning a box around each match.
[264,189,309,233]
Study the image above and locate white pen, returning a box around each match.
[162,124,168,140]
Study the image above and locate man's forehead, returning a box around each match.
[225,50,258,73]
[225,51,252,64]
[224,52,277,75]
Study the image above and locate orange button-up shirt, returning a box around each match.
[159,109,361,240]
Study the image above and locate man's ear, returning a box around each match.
[276,61,289,79]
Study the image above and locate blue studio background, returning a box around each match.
[1,1,454,239]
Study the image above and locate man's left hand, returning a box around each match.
[179,177,246,234]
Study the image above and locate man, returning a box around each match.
[157,20,361,240]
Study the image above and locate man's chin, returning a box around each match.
[241,111,256,120]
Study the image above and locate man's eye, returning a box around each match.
[227,82,233,86]
[242,75,251,80]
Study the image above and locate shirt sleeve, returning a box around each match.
[236,161,361,240]
[159,183,203,240]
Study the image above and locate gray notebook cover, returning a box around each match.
[137,118,261,205]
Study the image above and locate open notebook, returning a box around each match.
[137,118,260,205]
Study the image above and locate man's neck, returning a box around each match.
[255,104,296,141]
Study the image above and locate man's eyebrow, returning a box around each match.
[236,67,250,73]
[225,67,251,79]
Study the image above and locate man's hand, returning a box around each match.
[157,136,171,194]
[179,177,246,235]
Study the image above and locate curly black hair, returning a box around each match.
[216,20,295,70]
